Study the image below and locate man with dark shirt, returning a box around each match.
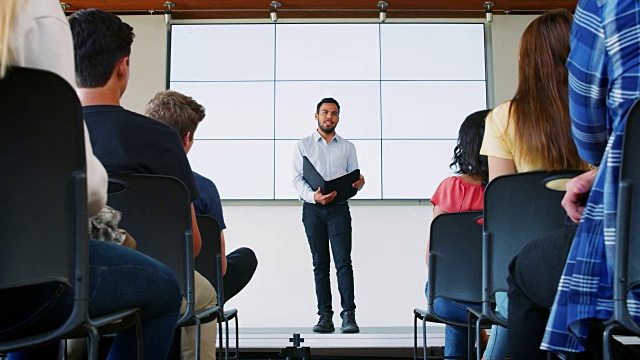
[145,89,258,301]
[69,9,217,360]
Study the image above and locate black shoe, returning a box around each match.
[341,311,359,333]
[312,313,335,333]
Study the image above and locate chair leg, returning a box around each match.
[225,318,230,360]
[475,317,482,360]
[413,313,419,360]
[422,317,428,360]
[603,323,617,360]
[217,317,224,360]
[467,312,474,360]
[84,326,100,360]
[194,318,202,360]
[231,315,239,360]
[134,312,144,360]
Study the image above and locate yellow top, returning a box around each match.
[480,100,547,173]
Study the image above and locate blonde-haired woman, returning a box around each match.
[0,1,182,359]
[479,9,590,360]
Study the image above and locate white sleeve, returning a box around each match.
[17,10,108,216]
[292,141,316,203]
[84,124,108,217]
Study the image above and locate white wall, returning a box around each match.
[120,15,166,114]
[118,14,536,327]
[491,15,538,104]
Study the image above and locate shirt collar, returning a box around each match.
[313,129,340,143]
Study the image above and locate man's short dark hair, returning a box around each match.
[69,9,135,88]
[316,98,340,115]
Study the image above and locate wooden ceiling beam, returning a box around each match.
[63,0,577,19]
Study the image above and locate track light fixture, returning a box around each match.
[483,2,495,23]
[377,1,388,22]
[164,2,175,25]
[270,1,281,22]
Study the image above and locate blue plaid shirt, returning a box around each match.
[542,0,640,355]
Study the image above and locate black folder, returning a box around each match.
[303,156,360,203]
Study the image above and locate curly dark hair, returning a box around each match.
[450,109,491,182]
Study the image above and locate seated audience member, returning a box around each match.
[144,90,258,301]
[68,9,217,360]
[507,0,640,358]
[0,1,181,359]
[478,9,590,359]
[426,109,495,358]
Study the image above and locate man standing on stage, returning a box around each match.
[293,97,365,333]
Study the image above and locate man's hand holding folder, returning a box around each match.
[303,156,363,205]
[314,188,337,205]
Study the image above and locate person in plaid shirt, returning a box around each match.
[507,0,640,358]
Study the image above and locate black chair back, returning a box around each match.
[428,211,484,308]
[195,215,222,294]
[0,68,142,359]
[482,170,580,325]
[613,99,640,333]
[0,67,85,293]
[107,174,195,324]
[414,211,484,360]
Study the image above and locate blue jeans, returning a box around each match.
[426,282,482,357]
[1,240,182,360]
[302,202,355,317]
[484,292,509,360]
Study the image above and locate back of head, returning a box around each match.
[145,90,206,140]
[511,9,587,171]
[0,0,18,78]
[451,109,490,183]
[68,9,135,88]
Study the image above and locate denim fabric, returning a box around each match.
[425,282,482,357]
[3,240,182,360]
[302,202,355,316]
[483,292,509,359]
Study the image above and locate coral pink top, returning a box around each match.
[430,176,485,213]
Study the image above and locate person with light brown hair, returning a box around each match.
[478,8,590,360]
[145,90,258,302]
[481,8,589,179]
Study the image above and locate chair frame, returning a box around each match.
[603,99,640,357]
[0,67,142,359]
[195,215,240,360]
[108,174,222,360]
[468,170,581,360]
[413,211,486,360]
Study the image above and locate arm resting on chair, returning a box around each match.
[191,205,202,257]
[221,230,227,276]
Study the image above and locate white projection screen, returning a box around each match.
[170,22,487,200]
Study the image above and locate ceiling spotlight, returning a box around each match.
[270,1,281,22]
[483,2,495,23]
[164,2,175,25]
[377,1,388,22]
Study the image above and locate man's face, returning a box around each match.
[315,103,340,134]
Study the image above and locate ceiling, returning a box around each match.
[63,1,578,20]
